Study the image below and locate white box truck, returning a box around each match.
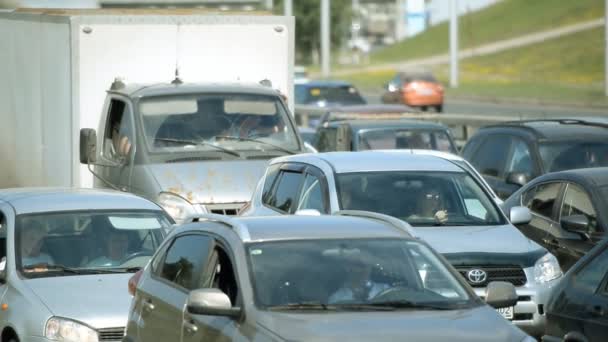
[0,9,304,222]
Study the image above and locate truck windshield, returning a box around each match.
[140,93,300,155]
[337,171,504,227]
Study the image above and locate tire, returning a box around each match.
[435,105,443,113]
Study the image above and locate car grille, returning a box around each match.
[455,265,527,287]
[204,203,245,216]
[98,327,125,341]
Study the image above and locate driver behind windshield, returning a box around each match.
[20,220,54,267]
[328,253,389,303]
[86,229,130,267]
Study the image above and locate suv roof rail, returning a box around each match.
[183,213,251,241]
[333,210,415,237]
[486,118,608,130]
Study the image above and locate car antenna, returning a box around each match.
[172,23,183,85]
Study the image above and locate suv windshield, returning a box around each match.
[296,85,366,106]
[17,211,170,278]
[337,171,504,227]
[140,93,300,155]
[540,141,608,172]
[248,239,475,310]
[358,129,456,153]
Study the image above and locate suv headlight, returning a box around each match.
[534,253,563,283]
[45,317,98,342]
[157,192,199,224]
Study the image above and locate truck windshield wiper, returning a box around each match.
[154,138,241,157]
[268,302,335,311]
[367,300,453,310]
[214,135,297,155]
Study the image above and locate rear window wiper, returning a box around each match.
[215,136,297,155]
[154,138,241,158]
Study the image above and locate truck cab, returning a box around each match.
[80,80,305,223]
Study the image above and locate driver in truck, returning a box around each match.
[328,253,389,303]
[86,229,130,267]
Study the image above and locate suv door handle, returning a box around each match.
[183,320,198,335]
[142,299,155,312]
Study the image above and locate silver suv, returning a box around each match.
[241,150,563,337]
[125,212,532,341]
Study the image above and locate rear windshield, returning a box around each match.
[296,85,366,106]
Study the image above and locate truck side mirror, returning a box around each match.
[80,128,97,164]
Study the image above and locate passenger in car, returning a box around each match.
[409,189,448,224]
[86,229,130,267]
[20,221,54,267]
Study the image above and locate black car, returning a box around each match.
[543,237,608,342]
[462,119,608,199]
[503,168,608,271]
[294,80,366,107]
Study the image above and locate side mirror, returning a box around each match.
[0,257,6,283]
[304,142,318,153]
[485,281,517,309]
[561,215,589,238]
[186,289,241,318]
[80,128,97,164]
[505,172,528,187]
[509,206,532,225]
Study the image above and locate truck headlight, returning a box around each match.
[157,192,198,224]
[534,253,562,283]
[45,317,98,342]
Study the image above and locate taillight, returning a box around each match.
[128,269,143,296]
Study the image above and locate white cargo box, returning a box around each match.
[0,9,294,188]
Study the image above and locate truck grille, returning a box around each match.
[204,203,245,216]
[98,327,124,341]
[455,265,527,287]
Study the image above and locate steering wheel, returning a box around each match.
[119,251,153,266]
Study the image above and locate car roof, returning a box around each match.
[535,167,608,188]
[0,188,162,215]
[192,215,411,243]
[276,151,463,174]
[326,119,448,131]
[329,104,416,113]
[481,119,608,141]
[107,81,282,98]
[295,80,354,88]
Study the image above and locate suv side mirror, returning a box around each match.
[187,289,241,318]
[561,215,589,238]
[509,206,532,225]
[505,172,528,187]
[485,281,517,309]
[80,128,97,164]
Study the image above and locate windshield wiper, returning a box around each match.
[23,263,88,275]
[367,300,453,310]
[154,138,241,158]
[268,302,335,311]
[214,135,297,155]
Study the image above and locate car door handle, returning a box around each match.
[142,300,155,312]
[183,320,198,335]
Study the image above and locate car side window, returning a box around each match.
[506,138,534,177]
[316,128,337,152]
[103,99,134,162]
[205,245,239,305]
[266,171,305,213]
[261,164,281,205]
[468,135,512,178]
[525,182,562,219]
[296,172,328,213]
[159,235,212,290]
[573,246,608,294]
[560,184,598,232]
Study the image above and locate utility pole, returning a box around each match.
[449,0,459,88]
[284,0,292,17]
[321,0,331,77]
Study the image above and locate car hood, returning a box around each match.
[256,306,526,341]
[412,224,542,255]
[26,274,133,329]
[147,160,268,204]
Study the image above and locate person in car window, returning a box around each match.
[87,229,130,267]
[21,221,54,267]
[328,256,389,303]
[409,189,448,224]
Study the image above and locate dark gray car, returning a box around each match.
[125,212,533,341]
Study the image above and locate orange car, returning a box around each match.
[381,71,444,112]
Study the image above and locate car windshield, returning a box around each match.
[140,93,300,155]
[337,171,504,227]
[296,85,366,105]
[540,141,608,172]
[16,211,170,278]
[357,129,456,153]
[248,239,475,310]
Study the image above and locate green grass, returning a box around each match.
[371,0,604,64]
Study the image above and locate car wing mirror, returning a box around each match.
[187,288,241,318]
[0,256,6,283]
[561,215,590,239]
[79,128,97,164]
[485,281,517,309]
[509,206,532,225]
[505,172,528,187]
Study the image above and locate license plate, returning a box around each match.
[497,306,514,320]
[419,89,434,95]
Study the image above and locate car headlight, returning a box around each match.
[157,192,199,224]
[45,317,98,342]
[534,253,563,283]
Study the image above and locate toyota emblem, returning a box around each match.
[467,269,487,284]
